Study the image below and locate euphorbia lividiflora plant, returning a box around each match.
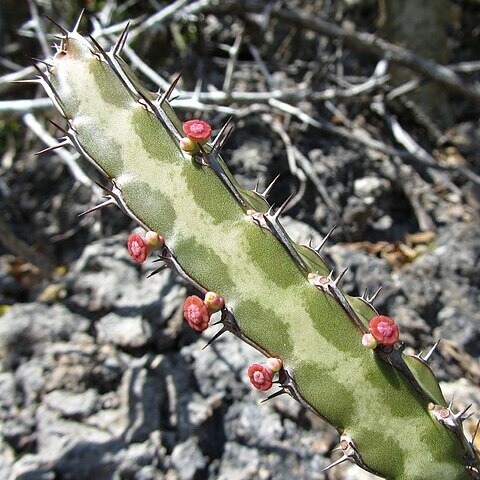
[27,13,479,480]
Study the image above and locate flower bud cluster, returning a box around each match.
[247,358,283,391]
[127,231,164,263]
[183,292,224,332]
[362,315,399,349]
[180,120,212,154]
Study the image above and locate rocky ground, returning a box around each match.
[0,170,479,480]
[1,1,480,479]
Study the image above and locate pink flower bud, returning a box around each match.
[204,291,224,313]
[265,357,282,373]
[180,136,199,153]
[183,119,212,144]
[183,295,211,332]
[248,363,273,391]
[127,233,148,263]
[369,315,399,346]
[362,333,378,349]
[144,231,164,249]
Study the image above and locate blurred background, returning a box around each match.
[0,1,479,479]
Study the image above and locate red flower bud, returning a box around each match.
[183,119,212,144]
[127,233,148,263]
[265,357,282,373]
[369,315,399,346]
[362,333,378,349]
[248,363,273,391]
[204,291,224,313]
[183,295,211,332]
[144,231,163,248]
[180,136,199,153]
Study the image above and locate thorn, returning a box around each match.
[35,139,69,155]
[30,57,54,70]
[72,9,85,33]
[151,257,164,263]
[146,264,169,279]
[422,339,441,363]
[361,288,368,300]
[212,116,233,152]
[454,404,472,422]
[11,78,41,85]
[333,267,348,286]
[321,455,350,473]
[397,342,406,353]
[88,34,108,57]
[463,412,475,422]
[367,286,382,303]
[315,224,337,253]
[260,388,287,403]
[94,180,114,196]
[28,58,49,80]
[273,193,293,219]
[77,198,116,217]
[202,325,228,350]
[48,119,70,136]
[211,116,234,154]
[449,394,456,412]
[45,16,69,35]
[159,72,182,105]
[113,21,131,56]
[262,174,281,198]
[470,419,480,446]
[266,203,275,217]
[214,123,234,155]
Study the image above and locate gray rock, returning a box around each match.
[224,400,284,445]
[9,454,54,480]
[354,176,390,199]
[115,435,165,479]
[0,373,16,410]
[0,434,14,480]
[15,360,45,406]
[120,355,166,444]
[96,312,152,349]
[229,138,273,188]
[170,438,206,480]
[215,442,260,480]
[0,303,89,368]
[187,328,256,399]
[44,389,98,419]
[67,235,139,312]
[36,404,113,459]
[36,404,119,479]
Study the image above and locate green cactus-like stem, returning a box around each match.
[35,24,478,480]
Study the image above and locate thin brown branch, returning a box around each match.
[201,1,480,104]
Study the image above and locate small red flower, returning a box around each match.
[369,315,399,346]
[183,120,212,143]
[248,363,273,391]
[183,295,211,332]
[127,233,148,263]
